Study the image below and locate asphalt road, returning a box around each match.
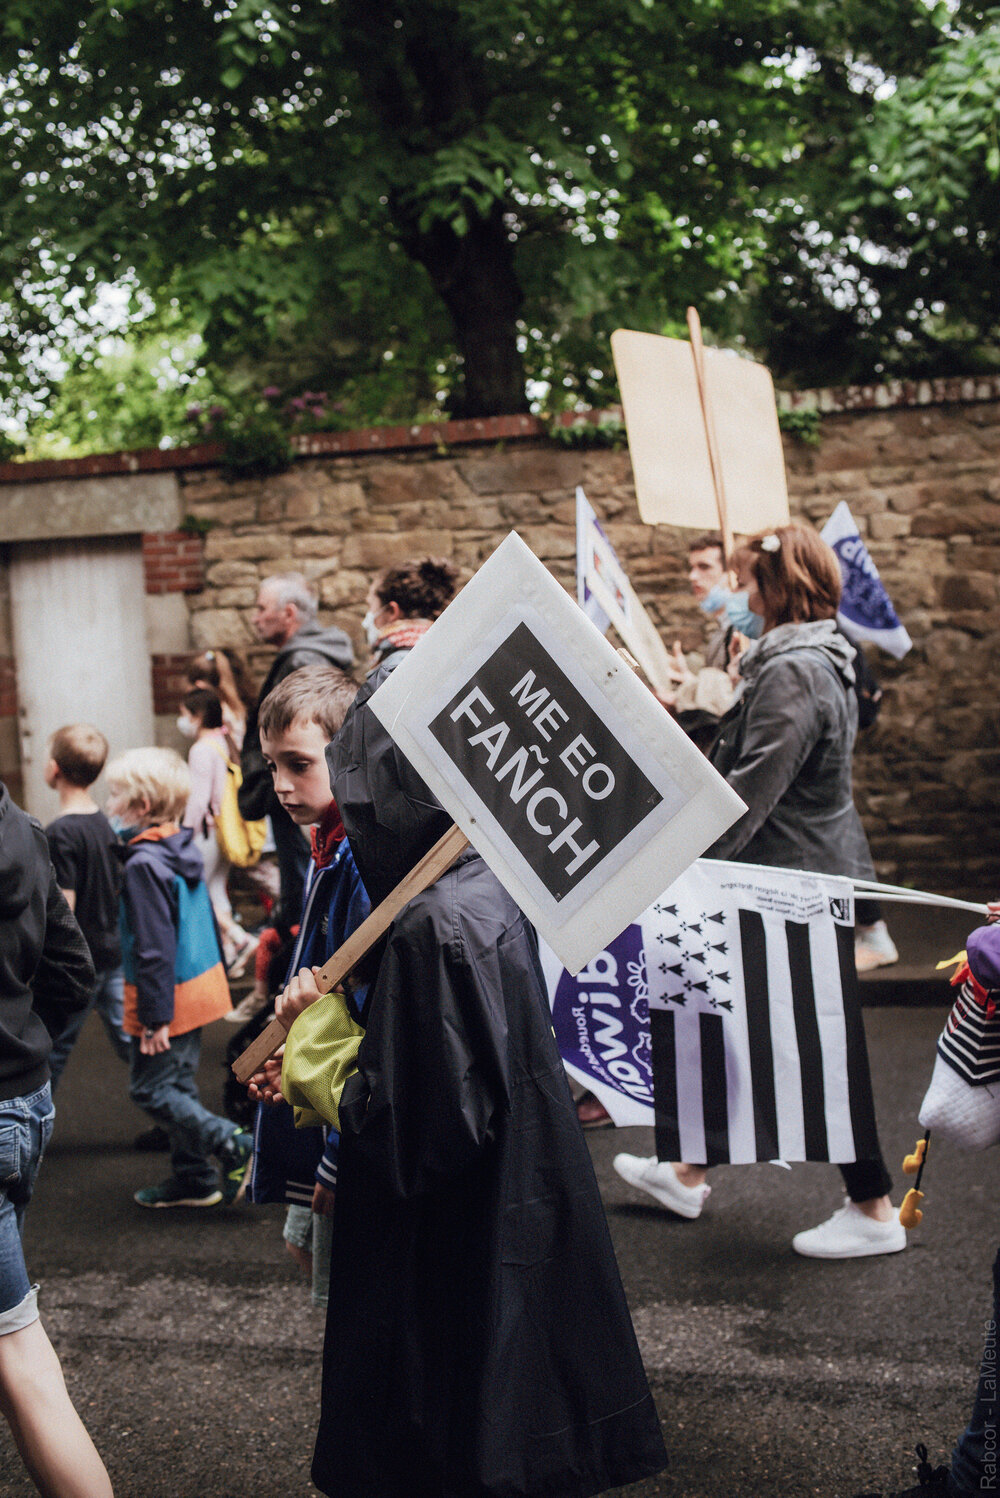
[0,1001,989,1498]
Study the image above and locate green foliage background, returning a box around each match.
[0,0,997,456]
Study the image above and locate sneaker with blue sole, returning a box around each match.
[219,1129,253,1205]
[134,1178,222,1209]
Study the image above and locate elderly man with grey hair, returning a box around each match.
[239,572,354,934]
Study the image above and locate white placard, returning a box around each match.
[576,486,676,697]
[368,532,746,975]
[611,328,790,534]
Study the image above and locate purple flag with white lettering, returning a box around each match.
[821,501,912,659]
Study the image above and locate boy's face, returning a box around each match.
[260,718,332,826]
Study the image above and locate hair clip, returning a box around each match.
[760,534,781,553]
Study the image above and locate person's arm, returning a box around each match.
[46,824,80,914]
[122,858,178,1034]
[183,738,217,832]
[31,870,95,1044]
[313,1133,338,1216]
[705,656,825,861]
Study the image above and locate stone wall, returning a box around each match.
[1,385,998,895]
[179,401,999,900]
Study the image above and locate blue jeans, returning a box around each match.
[0,1083,55,1335]
[48,964,130,1090]
[950,1245,1000,1494]
[128,1030,237,1193]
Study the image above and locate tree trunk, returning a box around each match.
[406,207,530,418]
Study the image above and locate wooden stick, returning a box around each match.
[686,306,734,561]
[231,822,470,1084]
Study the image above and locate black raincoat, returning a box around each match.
[317,667,667,1498]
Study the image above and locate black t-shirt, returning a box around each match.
[45,811,122,973]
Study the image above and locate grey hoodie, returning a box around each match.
[239,621,354,821]
[706,620,876,879]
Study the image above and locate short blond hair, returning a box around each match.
[105,747,191,823]
[49,724,109,788]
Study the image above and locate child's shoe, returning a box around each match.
[219,1129,254,1204]
[134,1178,222,1208]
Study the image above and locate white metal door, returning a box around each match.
[9,537,155,818]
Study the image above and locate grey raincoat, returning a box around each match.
[706,619,877,879]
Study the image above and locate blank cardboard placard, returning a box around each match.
[367,531,745,975]
[611,328,790,534]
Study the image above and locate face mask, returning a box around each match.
[699,582,729,615]
[108,814,142,841]
[723,590,764,639]
[176,714,197,738]
[362,610,382,648]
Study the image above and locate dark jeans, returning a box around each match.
[840,1153,893,1202]
[949,1246,1000,1495]
[271,803,310,929]
[128,1030,236,1192]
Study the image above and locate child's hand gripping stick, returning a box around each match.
[231,823,469,1085]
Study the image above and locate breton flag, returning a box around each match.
[542,859,879,1164]
[821,501,912,660]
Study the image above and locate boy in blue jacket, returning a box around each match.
[106,747,252,1209]
[249,665,369,1302]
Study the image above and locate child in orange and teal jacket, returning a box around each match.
[107,746,252,1210]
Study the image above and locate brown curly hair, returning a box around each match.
[373,556,460,620]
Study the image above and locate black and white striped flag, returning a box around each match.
[546,859,879,1164]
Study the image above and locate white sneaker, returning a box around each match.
[612,1154,711,1219]
[792,1198,906,1259]
[855,920,899,972]
[223,989,270,1025]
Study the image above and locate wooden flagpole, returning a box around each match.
[686,306,734,562]
[231,821,470,1085]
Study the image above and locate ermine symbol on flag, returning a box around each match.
[546,860,880,1165]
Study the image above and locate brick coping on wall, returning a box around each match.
[3,373,1000,486]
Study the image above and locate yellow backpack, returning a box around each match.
[210,740,268,869]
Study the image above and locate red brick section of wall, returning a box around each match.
[0,656,16,718]
[151,654,194,716]
[142,531,205,595]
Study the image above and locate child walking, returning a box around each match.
[43,724,130,1087]
[106,747,253,1208]
[250,665,369,1305]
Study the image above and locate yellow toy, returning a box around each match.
[899,1129,930,1228]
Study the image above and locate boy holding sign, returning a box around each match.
[261,649,669,1498]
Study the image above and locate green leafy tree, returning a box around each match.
[0,0,967,441]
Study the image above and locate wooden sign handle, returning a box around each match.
[231,822,471,1085]
[686,306,734,562]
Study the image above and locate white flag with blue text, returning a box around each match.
[821,501,912,660]
[542,859,879,1164]
[575,487,612,632]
